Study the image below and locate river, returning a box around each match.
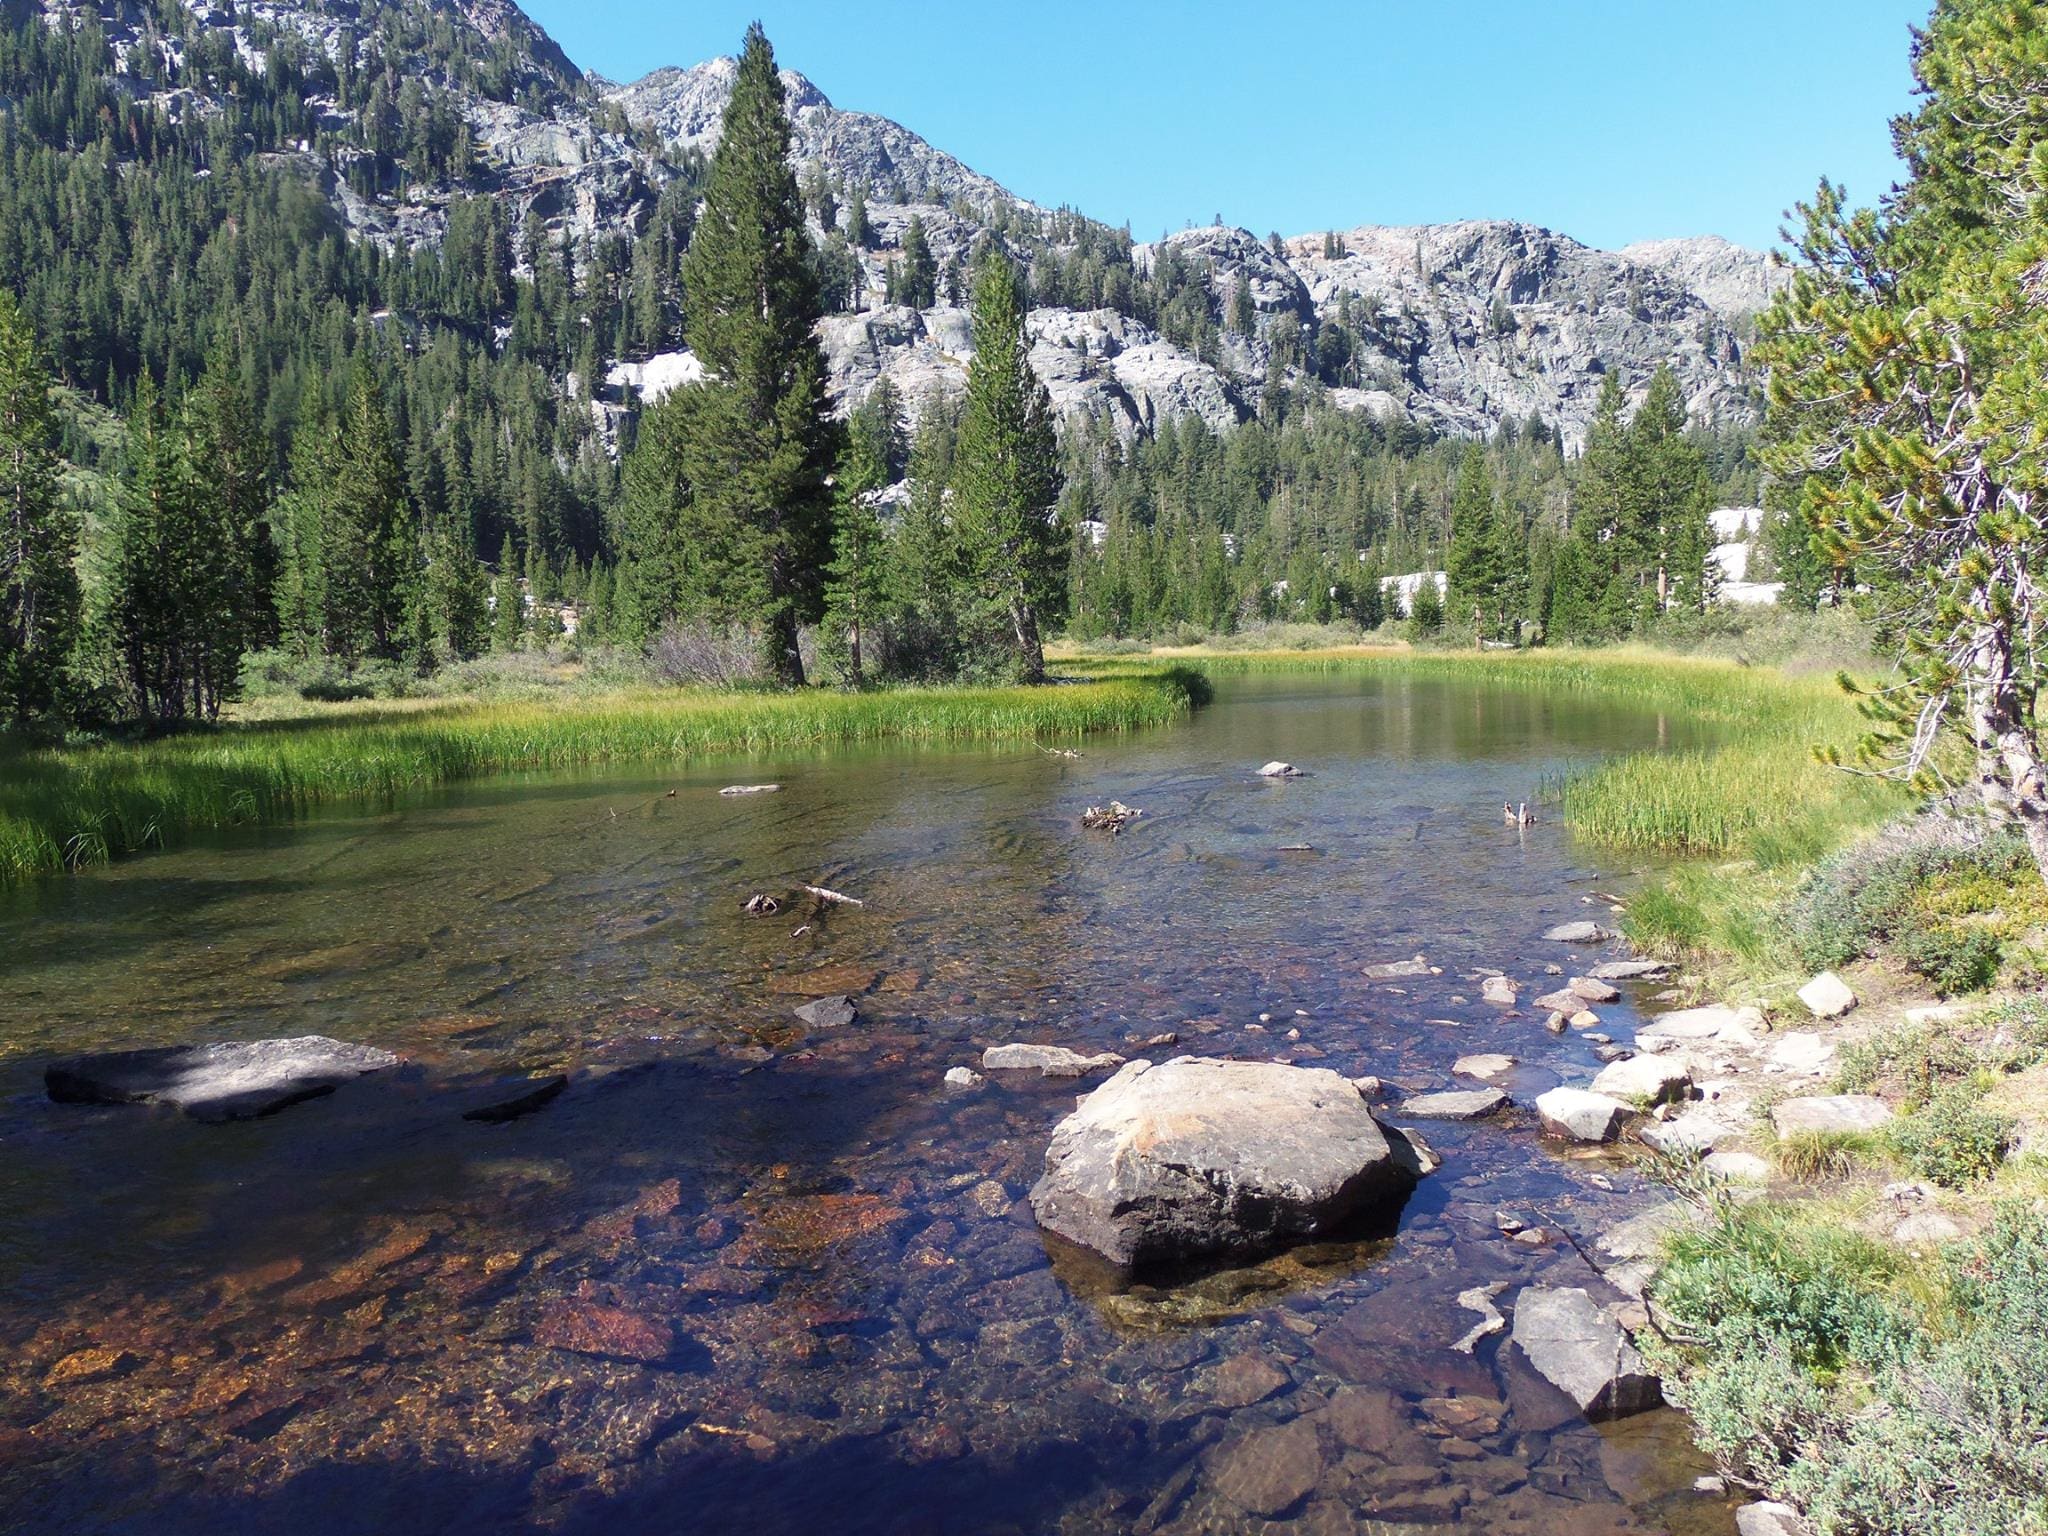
[0,671,1735,1534]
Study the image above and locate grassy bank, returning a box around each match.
[0,669,1201,886]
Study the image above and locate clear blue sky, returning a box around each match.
[523,0,1927,253]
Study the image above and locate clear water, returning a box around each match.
[0,673,1734,1534]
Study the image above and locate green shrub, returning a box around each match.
[1888,1088,2014,1188]
[1895,922,2004,996]
[1773,1129,1881,1181]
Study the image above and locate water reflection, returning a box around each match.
[0,674,1732,1533]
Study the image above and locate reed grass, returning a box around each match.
[0,670,1200,886]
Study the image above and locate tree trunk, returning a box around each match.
[1975,621,2048,883]
[1010,595,1044,685]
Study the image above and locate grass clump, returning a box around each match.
[1650,1203,2048,1536]
[0,668,1202,886]
[1773,1129,1883,1182]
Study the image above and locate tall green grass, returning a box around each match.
[0,671,1200,886]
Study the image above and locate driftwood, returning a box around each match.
[719,784,782,797]
[801,883,864,908]
[1081,801,1145,834]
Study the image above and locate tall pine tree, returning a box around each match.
[0,292,79,729]
[672,23,838,685]
[950,252,1065,683]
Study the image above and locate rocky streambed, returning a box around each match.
[0,672,1751,1534]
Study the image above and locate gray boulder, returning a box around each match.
[1735,1501,1810,1536]
[982,1043,1125,1077]
[1590,1053,1692,1107]
[46,1036,401,1123]
[1543,921,1613,943]
[1771,1094,1893,1137]
[1400,1087,1509,1120]
[794,994,858,1028]
[1029,1057,1413,1267]
[1511,1285,1662,1420]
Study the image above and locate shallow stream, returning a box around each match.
[0,672,1735,1534]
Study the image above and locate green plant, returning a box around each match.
[1896,922,2004,996]
[1773,1129,1882,1182]
[1889,1089,2015,1188]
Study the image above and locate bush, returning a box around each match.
[1895,922,2004,996]
[1888,1088,2014,1188]
[645,621,772,688]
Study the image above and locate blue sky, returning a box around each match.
[523,1,1927,254]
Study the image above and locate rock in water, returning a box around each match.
[1256,761,1305,778]
[1029,1057,1414,1267]
[981,1043,1125,1077]
[1400,1087,1510,1120]
[45,1037,401,1123]
[460,1073,570,1123]
[1543,920,1613,944]
[1589,1054,1692,1107]
[1510,1285,1662,1420]
[1535,1086,1634,1143]
[794,994,857,1028]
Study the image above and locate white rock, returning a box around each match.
[1543,920,1613,944]
[1640,1111,1736,1155]
[982,1043,1126,1078]
[943,1067,985,1089]
[1797,971,1857,1019]
[1535,1086,1634,1143]
[1735,1500,1809,1536]
[1453,1053,1517,1081]
[1480,976,1518,1006]
[1766,1032,1836,1075]
[1591,1055,1693,1107]
[1256,760,1302,777]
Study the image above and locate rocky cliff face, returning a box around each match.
[41,0,1782,445]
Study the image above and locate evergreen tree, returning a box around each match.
[819,385,891,685]
[950,252,1064,682]
[323,364,414,664]
[184,343,276,653]
[491,533,525,651]
[426,521,490,659]
[891,215,937,309]
[671,23,838,686]
[0,292,79,728]
[1406,573,1443,637]
[1445,442,1502,644]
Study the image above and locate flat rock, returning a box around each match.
[982,1043,1125,1077]
[1639,1110,1735,1155]
[1480,976,1518,1006]
[1543,921,1614,944]
[1587,959,1672,981]
[1590,1054,1692,1107]
[1206,1416,1323,1517]
[1533,988,1583,1014]
[46,1036,401,1123]
[1365,957,1432,980]
[1401,1087,1509,1120]
[1890,1210,1964,1245]
[1702,1150,1772,1183]
[1256,761,1305,778]
[1736,1502,1809,1536]
[1453,1053,1517,1081]
[532,1299,674,1363]
[794,994,858,1028]
[460,1073,569,1123]
[1569,977,1623,1004]
[1029,1057,1413,1267]
[1766,1032,1835,1074]
[1511,1285,1661,1420]
[1201,1353,1290,1408]
[1596,1200,1699,1261]
[1535,1086,1633,1143]
[717,783,781,796]
[1635,1006,1744,1049]
[1797,971,1857,1019]
[1771,1094,1893,1137]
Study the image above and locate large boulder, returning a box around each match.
[1797,971,1857,1019]
[1511,1285,1662,1420]
[1029,1057,1413,1267]
[1590,1054,1692,1107]
[46,1036,401,1123]
[1535,1086,1633,1143]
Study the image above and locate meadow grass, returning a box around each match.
[0,669,1201,886]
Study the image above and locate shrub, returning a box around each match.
[1888,1088,2014,1188]
[1773,1129,1880,1182]
[1895,922,2003,996]
[644,621,771,688]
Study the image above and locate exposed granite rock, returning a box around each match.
[1400,1087,1510,1120]
[1029,1057,1413,1267]
[1771,1095,1894,1137]
[46,1036,401,1122]
[1510,1285,1662,1420]
[1535,1086,1633,1143]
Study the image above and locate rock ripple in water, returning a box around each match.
[45,1036,401,1122]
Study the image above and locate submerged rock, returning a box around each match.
[1587,959,1672,981]
[1510,1285,1661,1420]
[1452,1052,1517,1081]
[942,1066,985,1090]
[1365,956,1433,980]
[1205,1416,1323,1517]
[460,1073,569,1123]
[1029,1057,1414,1267]
[1480,975,1519,1006]
[45,1036,401,1123]
[794,994,858,1028]
[981,1043,1125,1077]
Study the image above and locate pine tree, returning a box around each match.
[1406,573,1443,637]
[491,533,525,651]
[950,252,1064,682]
[892,215,937,309]
[673,23,839,686]
[819,385,891,685]
[1445,442,1502,644]
[323,364,414,664]
[184,343,276,653]
[0,291,79,728]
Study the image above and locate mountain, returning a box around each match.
[10,0,1781,450]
